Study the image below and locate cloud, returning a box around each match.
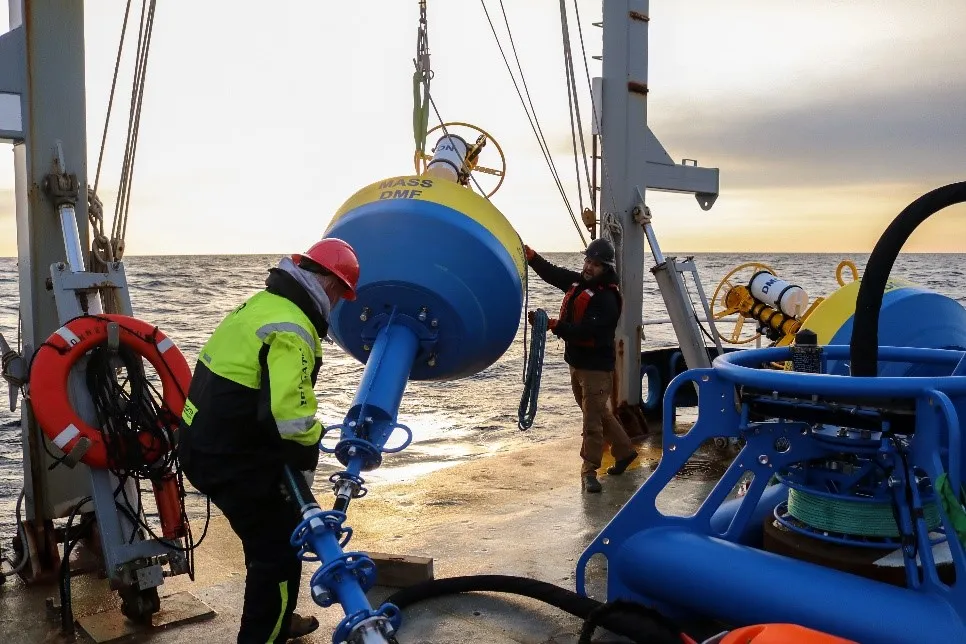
[649,74,966,191]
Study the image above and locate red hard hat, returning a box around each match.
[292,238,360,301]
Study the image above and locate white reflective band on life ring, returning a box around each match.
[55,326,81,347]
[52,423,80,449]
[156,337,174,354]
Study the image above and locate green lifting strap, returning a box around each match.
[413,70,429,157]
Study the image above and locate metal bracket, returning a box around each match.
[135,564,164,590]
[360,311,439,362]
[50,261,133,318]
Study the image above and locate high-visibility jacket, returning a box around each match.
[179,269,328,489]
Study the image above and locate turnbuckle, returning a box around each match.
[331,471,369,501]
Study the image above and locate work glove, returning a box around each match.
[279,469,317,507]
[523,244,536,261]
[527,310,557,330]
[302,469,316,490]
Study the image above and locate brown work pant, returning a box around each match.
[570,367,637,475]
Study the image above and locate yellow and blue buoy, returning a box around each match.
[324,175,524,381]
[804,279,966,376]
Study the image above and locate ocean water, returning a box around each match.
[1,252,965,544]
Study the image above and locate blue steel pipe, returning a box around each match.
[615,529,965,644]
[285,466,400,642]
[333,317,422,476]
[348,318,421,427]
[289,315,423,643]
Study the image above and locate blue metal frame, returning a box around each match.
[578,345,966,644]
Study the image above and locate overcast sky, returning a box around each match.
[0,0,962,255]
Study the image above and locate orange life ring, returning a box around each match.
[28,314,191,470]
[720,623,857,644]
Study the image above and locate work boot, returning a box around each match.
[288,613,320,640]
[582,474,602,493]
[607,452,639,476]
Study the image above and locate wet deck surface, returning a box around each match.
[0,434,718,643]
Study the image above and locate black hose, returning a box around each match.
[850,181,966,377]
[59,497,94,636]
[384,574,683,644]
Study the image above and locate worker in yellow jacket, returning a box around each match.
[179,238,360,643]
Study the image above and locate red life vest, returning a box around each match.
[559,281,621,347]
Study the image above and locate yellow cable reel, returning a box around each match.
[414,122,507,198]
[711,261,778,345]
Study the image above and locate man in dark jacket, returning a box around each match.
[178,238,360,642]
[525,238,638,493]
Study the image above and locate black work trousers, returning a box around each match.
[208,480,303,643]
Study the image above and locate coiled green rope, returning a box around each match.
[787,488,942,538]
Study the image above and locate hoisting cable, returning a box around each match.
[112,0,158,261]
[559,0,594,218]
[571,0,620,219]
[89,0,135,268]
[480,0,587,246]
[385,575,686,644]
[413,4,491,200]
[412,1,432,157]
[113,0,157,255]
[518,308,548,430]
[88,0,157,270]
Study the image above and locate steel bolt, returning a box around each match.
[312,585,331,604]
[758,454,769,465]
